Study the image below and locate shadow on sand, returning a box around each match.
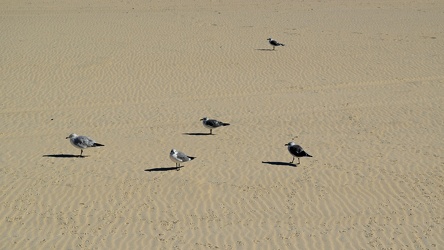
[183,132,213,136]
[262,161,297,167]
[43,154,86,158]
[255,48,275,51]
[145,166,183,172]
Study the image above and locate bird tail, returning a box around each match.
[281,43,285,46]
[188,156,196,160]
[307,153,312,157]
[222,123,230,126]
[93,143,105,147]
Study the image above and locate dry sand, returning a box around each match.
[1,0,443,249]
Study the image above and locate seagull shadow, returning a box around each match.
[256,48,275,51]
[43,154,86,158]
[183,132,214,136]
[145,166,183,172]
[262,161,297,167]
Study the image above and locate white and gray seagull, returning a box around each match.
[66,133,104,157]
[285,142,312,164]
[200,117,230,134]
[170,149,196,169]
[267,37,285,50]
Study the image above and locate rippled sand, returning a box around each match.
[1,0,443,249]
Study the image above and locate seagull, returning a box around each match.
[170,149,196,168]
[66,133,104,157]
[285,142,312,164]
[200,117,230,135]
[267,38,285,50]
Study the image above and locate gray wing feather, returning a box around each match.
[176,151,191,162]
[74,136,96,148]
[289,145,304,155]
[206,119,222,128]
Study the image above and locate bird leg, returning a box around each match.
[210,129,212,135]
[80,149,83,157]
[290,157,294,163]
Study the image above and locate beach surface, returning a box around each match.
[1,0,443,249]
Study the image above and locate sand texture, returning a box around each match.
[1,0,443,249]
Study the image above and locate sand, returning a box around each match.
[1,0,443,249]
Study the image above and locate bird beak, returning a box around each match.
[65,137,69,139]
[284,143,289,146]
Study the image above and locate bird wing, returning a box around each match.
[206,119,222,128]
[74,136,95,148]
[289,144,304,155]
[270,40,279,46]
[175,151,191,162]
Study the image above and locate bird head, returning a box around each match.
[66,133,77,139]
